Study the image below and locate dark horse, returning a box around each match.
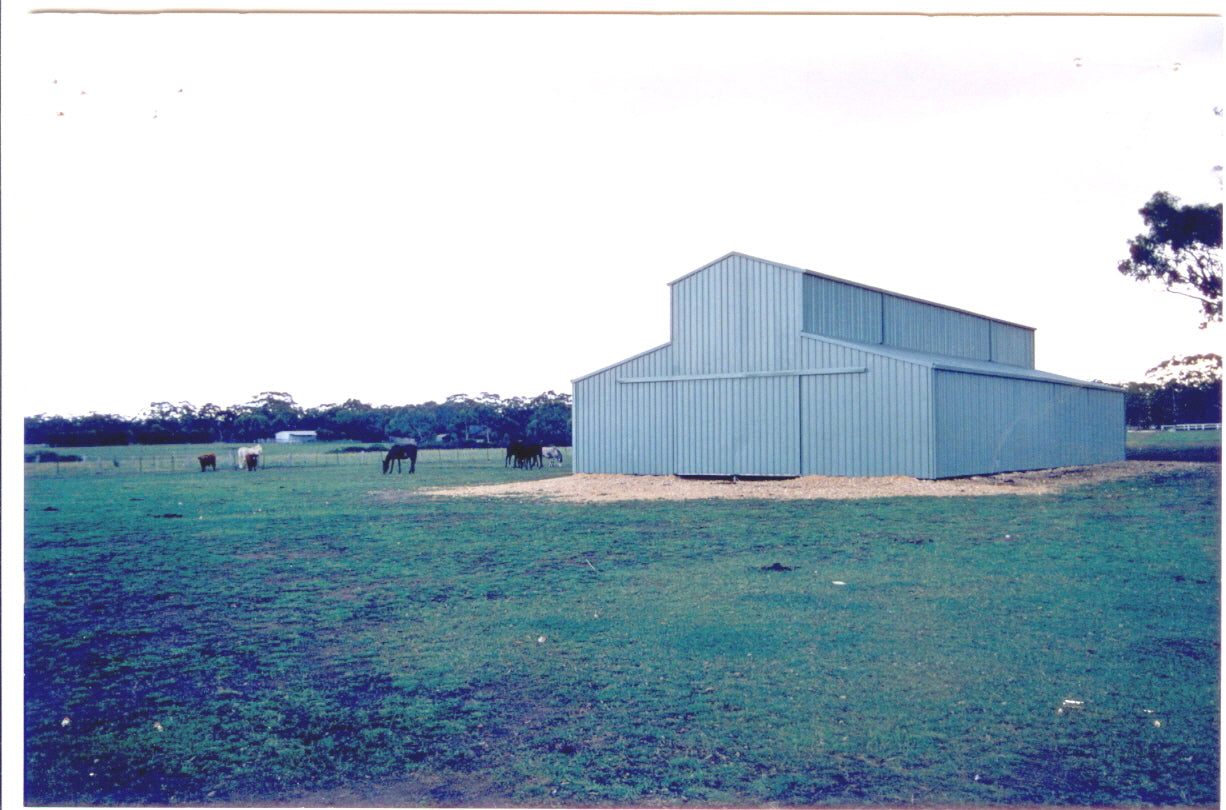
[197,453,217,472]
[383,443,418,474]
[505,440,543,469]
[244,453,259,471]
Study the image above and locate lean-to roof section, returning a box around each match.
[802,333,1122,392]
[572,342,672,384]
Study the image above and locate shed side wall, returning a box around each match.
[990,320,1035,367]
[672,254,802,375]
[802,276,882,344]
[573,345,675,474]
[933,371,1125,478]
[797,336,934,477]
[801,273,1035,367]
[884,295,991,361]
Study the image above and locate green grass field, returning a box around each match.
[1126,429,1222,462]
[23,437,1220,806]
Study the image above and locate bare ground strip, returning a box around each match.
[386,461,1211,504]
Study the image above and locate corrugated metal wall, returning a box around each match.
[932,371,1125,477]
[801,276,882,343]
[798,335,934,477]
[990,321,1034,367]
[671,254,802,374]
[672,376,800,476]
[576,367,805,476]
[884,296,991,360]
[802,272,1035,367]
[573,345,676,474]
[577,335,937,477]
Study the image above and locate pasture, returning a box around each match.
[23,439,1220,806]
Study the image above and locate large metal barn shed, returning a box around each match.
[572,252,1124,479]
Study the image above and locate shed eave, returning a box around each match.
[929,361,1125,392]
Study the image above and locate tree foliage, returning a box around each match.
[1118,191,1223,327]
[25,391,573,448]
[1120,353,1222,428]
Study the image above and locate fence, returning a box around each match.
[24,445,569,478]
[1159,423,1222,432]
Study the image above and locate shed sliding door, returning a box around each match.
[672,377,800,476]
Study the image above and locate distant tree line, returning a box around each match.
[24,391,573,448]
[23,356,1222,448]
[1116,354,1221,429]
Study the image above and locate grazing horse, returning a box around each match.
[506,440,543,469]
[245,453,259,471]
[234,445,263,470]
[197,453,217,472]
[382,442,418,474]
[542,446,563,467]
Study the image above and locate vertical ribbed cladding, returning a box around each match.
[738,375,800,476]
[672,379,724,475]
[933,371,1126,478]
[803,271,1037,367]
[663,253,805,476]
[573,344,675,474]
[796,335,934,477]
[989,320,1035,367]
[883,296,991,360]
[671,256,731,374]
[803,274,883,344]
[671,253,802,376]
[667,375,801,476]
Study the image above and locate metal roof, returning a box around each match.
[575,333,1120,393]
[572,342,671,384]
[801,332,1122,392]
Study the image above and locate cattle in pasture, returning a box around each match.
[506,440,544,469]
[542,446,563,467]
[197,453,217,472]
[245,453,260,471]
[234,445,263,470]
[383,441,418,474]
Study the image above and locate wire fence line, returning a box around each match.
[24,445,570,478]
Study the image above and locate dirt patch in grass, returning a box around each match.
[409,461,1213,503]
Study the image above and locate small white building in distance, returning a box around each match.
[275,430,318,444]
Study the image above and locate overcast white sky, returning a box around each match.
[2,4,1221,420]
